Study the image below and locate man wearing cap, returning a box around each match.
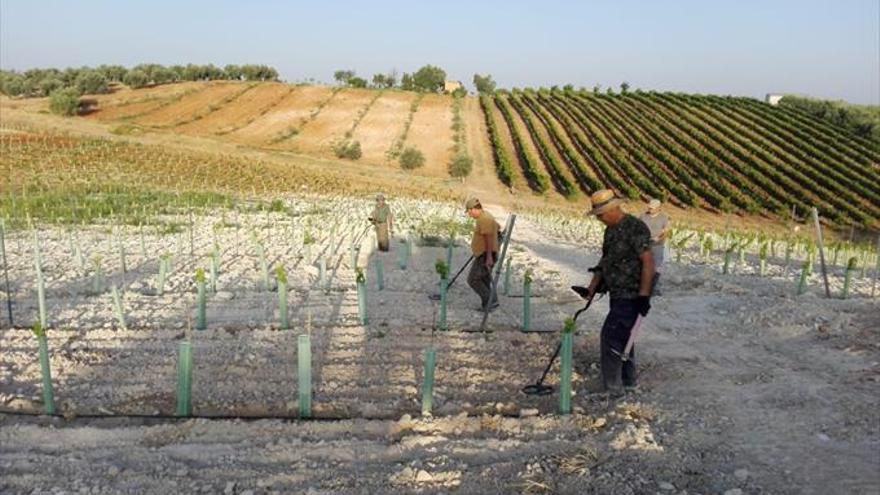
[465,197,501,311]
[369,194,394,252]
[585,189,655,394]
[640,198,669,293]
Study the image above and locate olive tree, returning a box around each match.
[399,146,425,170]
[123,70,150,89]
[472,73,496,94]
[74,70,109,94]
[49,88,82,116]
[412,65,446,93]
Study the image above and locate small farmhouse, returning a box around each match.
[765,93,784,106]
[444,80,463,93]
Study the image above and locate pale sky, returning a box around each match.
[1,0,878,104]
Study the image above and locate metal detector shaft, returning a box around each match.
[447,255,474,289]
[480,214,516,332]
[523,293,596,394]
[535,342,563,387]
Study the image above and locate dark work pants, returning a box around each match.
[599,298,639,390]
[467,253,496,308]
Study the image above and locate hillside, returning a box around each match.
[3,81,879,230]
[485,90,879,229]
[76,82,458,179]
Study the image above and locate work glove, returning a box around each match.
[635,296,651,316]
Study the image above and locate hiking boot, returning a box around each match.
[623,383,639,393]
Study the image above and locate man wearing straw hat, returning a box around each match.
[640,198,669,294]
[584,189,655,395]
[369,194,394,252]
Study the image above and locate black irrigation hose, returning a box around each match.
[0,408,530,423]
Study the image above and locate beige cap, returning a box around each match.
[464,197,481,210]
[647,198,661,210]
[586,189,622,216]
[376,193,385,201]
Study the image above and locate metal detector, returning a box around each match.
[522,287,599,396]
[428,255,474,301]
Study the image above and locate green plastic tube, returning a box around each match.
[279,283,289,329]
[559,332,573,415]
[38,333,55,414]
[111,285,127,331]
[157,256,168,296]
[797,260,810,295]
[445,241,453,269]
[297,334,312,418]
[842,257,857,299]
[357,279,368,325]
[139,223,147,257]
[374,257,384,291]
[210,245,219,293]
[118,235,127,274]
[176,341,193,416]
[421,347,436,415]
[257,243,270,291]
[522,280,531,332]
[398,241,407,270]
[196,278,206,331]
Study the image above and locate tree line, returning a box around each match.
[332,66,503,98]
[778,95,880,147]
[0,63,280,98]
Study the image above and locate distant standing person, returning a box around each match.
[585,189,655,395]
[639,198,669,293]
[465,197,501,312]
[369,194,394,252]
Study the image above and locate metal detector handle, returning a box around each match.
[572,293,597,322]
[528,292,597,392]
[620,314,644,361]
[446,255,474,288]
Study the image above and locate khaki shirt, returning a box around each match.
[371,204,391,223]
[471,210,500,256]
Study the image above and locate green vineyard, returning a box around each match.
[483,89,880,229]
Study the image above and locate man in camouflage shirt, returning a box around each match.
[585,189,655,394]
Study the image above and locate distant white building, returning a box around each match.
[444,80,463,94]
[765,93,784,106]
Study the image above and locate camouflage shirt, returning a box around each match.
[596,214,652,299]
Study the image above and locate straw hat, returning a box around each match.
[647,198,661,211]
[586,189,622,216]
[376,193,385,201]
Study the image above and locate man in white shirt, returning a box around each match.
[639,198,669,294]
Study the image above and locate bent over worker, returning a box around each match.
[369,194,393,252]
[465,197,501,312]
[585,189,655,395]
